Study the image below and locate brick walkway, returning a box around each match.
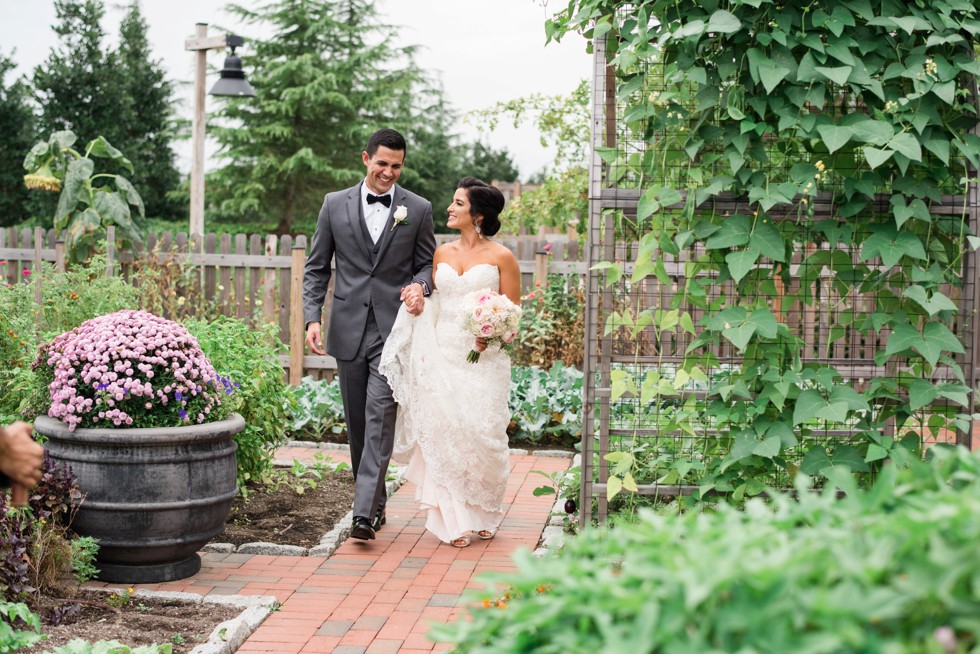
[100,447,570,653]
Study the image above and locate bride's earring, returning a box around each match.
[474,221,483,238]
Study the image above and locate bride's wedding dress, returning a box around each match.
[379,262,511,542]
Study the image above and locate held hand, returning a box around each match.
[0,421,44,489]
[400,283,425,316]
[306,322,325,355]
[474,337,488,353]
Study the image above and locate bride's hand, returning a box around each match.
[400,283,425,316]
[474,337,488,352]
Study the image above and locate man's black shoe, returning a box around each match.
[350,516,376,540]
[371,508,386,532]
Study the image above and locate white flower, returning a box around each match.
[390,205,409,232]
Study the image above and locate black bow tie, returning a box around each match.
[367,193,391,208]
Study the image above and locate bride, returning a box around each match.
[379,177,520,548]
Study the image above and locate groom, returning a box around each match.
[303,128,436,541]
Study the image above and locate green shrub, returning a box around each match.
[186,317,290,487]
[508,363,582,447]
[435,445,980,653]
[513,273,585,370]
[0,258,139,422]
[286,367,584,449]
[285,376,346,440]
[0,599,44,653]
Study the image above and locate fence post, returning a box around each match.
[55,239,65,273]
[106,226,116,278]
[289,245,305,385]
[534,249,549,286]
[263,234,278,326]
[33,227,43,325]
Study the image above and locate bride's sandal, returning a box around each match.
[477,529,496,540]
[450,535,471,548]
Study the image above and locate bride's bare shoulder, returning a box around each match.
[490,241,517,264]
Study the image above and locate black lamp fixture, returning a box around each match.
[209,35,256,97]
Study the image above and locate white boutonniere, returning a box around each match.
[390,205,409,232]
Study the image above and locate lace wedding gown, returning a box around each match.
[379,262,511,542]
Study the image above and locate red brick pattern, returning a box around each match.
[90,448,570,653]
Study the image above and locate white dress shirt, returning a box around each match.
[360,183,393,244]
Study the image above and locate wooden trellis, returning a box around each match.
[580,34,980,525]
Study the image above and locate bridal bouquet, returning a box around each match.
[463,289,522,363]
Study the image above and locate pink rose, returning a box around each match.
[480,323,495,337]
[502,331,516,344]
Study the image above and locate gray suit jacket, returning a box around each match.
[302,182,436,361]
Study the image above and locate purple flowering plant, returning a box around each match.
[32,310,234,430]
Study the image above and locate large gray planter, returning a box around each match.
[35,413,242,584]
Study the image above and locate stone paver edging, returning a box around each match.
[88,588,277,654]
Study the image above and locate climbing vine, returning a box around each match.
[549,0,980,497]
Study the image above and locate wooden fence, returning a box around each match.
[0,226,585,383]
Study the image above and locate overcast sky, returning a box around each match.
[0,0,592,179]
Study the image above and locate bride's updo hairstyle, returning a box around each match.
[458,177,505,237]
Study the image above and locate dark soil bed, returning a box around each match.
[218,467,357,547]
[26,594,242,653]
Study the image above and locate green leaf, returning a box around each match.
[758,61,791,94]
[93,190,131,226]
[921,321,965,358]
[747,308,778,338]
[793,389,825,426]
[908,379,938,411]
[753,435,781,458]
[637,187,661,220]
[23,140,51,171]
[675,19,706,39]
[849,119,895,146]
[817,125,853,153]
[726,250,758,283]
[749,222,786,262]
[884,321,923,358]
[864,147,894,169]
[903,286,957,316]
[889,133,922,162]
[705,214,751,249]
[815,65,852,85]
[801,445,832,475]
[610,369,636,401]
[860,225,927,268]
[114,176,145,218]
[706,10,740,34]
[922,137,950,164]
[865,444,889,462]
[607,475,623,501]
[55,157,95,225]
[87,136,134,173]
[722,323,755,352]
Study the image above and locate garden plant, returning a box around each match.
[547,0,980,513]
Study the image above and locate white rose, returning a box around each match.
[390,205,409,232]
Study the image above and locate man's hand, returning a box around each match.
[0,421,43,488]
[400,282,425,316]
[306,322,326,355]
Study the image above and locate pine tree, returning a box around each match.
[208,0,474,234]
[33,0,182,222]
[117,1,181,219]
[0,53,36,227]
[33,0,126,147]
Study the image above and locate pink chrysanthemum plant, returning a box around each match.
[33,310,235,431]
